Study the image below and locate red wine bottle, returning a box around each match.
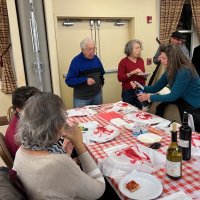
[179,113,192,161]
[135,89,150,107]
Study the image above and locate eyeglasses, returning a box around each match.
[84,47,96,52]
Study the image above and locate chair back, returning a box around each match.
[0,132,14,168]
[7,106,15,123]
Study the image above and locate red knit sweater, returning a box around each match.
[5,113,20,158]
[118,57,146,89]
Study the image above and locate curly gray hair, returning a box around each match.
[124,39,143,56]
[15,92,66,149]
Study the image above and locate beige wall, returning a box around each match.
[1,0,160,116]
[0,0,25,116]
[0,90,12,115]
[52,0,160,64]
[48,0,160,96]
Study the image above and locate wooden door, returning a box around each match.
[56,18,130,108]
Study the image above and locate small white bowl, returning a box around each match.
[137,133,162,145]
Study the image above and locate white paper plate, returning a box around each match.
[89,125,119,143]
[137,133,162,145]
[80,121,98,131]
[67,108,97,117]
[137,72,150,76]
[124,123,135,130]
[110,118,127,127]
[119,171,163,200]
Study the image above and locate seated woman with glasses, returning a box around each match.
[131,44,200,132]
[13,92,105,200]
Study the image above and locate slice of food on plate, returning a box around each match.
[125,180,140,192]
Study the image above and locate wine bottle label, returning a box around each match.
[166,160,181,177]
[179,139,189,148]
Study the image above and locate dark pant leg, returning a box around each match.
[122,89,143,109]
[155,102,171,117]
[176,99,200,132]
[175,98,197,122]
[155,99,188,121]
[155,98,200,131]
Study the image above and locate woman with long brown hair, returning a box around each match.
[131,44,200,132]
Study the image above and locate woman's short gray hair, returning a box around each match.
[15,93,66,149]
[80,38,95,49]
[124,39,143,56]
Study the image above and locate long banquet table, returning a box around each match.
[67,103,200,199]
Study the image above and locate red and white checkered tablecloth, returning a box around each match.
[67,103,200,199]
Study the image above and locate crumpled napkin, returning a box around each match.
[192,135,200,147]
[67,107,97,117]
[107,101,139,113]
[100,157,154,181]
[137,144,166,168]
[192,147,200,160]
[100,143,165,180]
[191,134,200,162]
[159,191,192,200]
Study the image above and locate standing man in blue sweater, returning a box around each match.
[65,38,105,108]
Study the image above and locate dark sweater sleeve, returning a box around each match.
[65,59,87,87]
[98,59,105,86]
[144,73,168,94]
[150,69,191,102]
[192,46,200,76]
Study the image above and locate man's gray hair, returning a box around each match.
[80,38,95,49]
[124,39,143,56]
[15,92,66,148]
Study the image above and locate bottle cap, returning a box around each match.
[171,122,177,132]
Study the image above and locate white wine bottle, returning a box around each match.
[166,123,182,180]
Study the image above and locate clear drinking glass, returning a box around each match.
[132,122,148,136]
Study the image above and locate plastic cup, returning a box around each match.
[132,122,148,136]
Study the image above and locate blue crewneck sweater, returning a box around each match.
[65,52,105,99]
[144,68,200,109]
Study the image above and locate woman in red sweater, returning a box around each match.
[118,39,147,109]
[5,86,39,158]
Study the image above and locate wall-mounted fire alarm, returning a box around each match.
[147,58,152,65]
[147,16,152,23]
